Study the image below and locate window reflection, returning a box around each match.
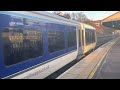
[85,29,96,45]
[2,28,43,66]
[48,30,65,53]
[68,30,76,48]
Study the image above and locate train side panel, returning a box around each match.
[0,11,97,79]
[83,42,96,54]
[12,51,77,79]
[0,12,78,79]
[76,24,83,57]
[82,24,97,54]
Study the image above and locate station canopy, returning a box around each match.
[102,11,120,30]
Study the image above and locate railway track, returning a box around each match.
[44,35,118,79]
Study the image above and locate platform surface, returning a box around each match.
[57,37,119,79]
[93,37,120,79]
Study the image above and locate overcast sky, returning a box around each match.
[47,11,118,20]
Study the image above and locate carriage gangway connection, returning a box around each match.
[56,37,119,79]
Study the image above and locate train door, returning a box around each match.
[77,28,82,56]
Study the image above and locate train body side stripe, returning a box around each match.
[3,49,77,79]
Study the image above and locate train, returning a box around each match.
[0,11,97,79]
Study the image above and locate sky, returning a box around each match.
[47,11,118,20]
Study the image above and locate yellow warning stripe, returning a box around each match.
[87,37,119,79]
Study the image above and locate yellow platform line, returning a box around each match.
[87,37,119,79]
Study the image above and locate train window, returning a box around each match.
[68,30,76,48]
[94,31,96,42]
[85,29,96,45]
[82,30,84,46]
[79,30,81,47]
[85,29,89,45]
[48,30,65,53]
[2,28,43,66]
[92,31,96,42]
[90,31,92,43]
[92,32,94,42]
[85,29,91,45]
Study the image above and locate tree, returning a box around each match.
[52,11,90,22]
[63,13,71,19]
[71,12,77,20]
[70,12,89,22]
[53,11,61,15]
[53,11,71,19]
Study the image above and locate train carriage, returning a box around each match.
[0,11,96,79]
[81,23,97,54]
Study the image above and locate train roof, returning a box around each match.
[28,11,81,26]
[0,11,96,30]
[0,11,80,26]
[31,11,79,23]
[33,11,96,30]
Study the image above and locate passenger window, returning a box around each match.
[90,32,92,43]
[85,29,96,45]
[85,29,91,45]
[85,29,89,45]
[2,28,43,66]
[92,31,96,42]
[48,30,65,53]
[68,30,76,48]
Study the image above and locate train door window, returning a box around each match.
[68,29,77,48]
[79,29,81,47]
[85,29,91,45]
[82,30,84,46]
[48,30,65,53]
[85,29,88,45]
[2,28,43,66]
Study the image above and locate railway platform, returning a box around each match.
[93,37,120,79]
[57,37,119,79]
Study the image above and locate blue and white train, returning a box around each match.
[0,11,96,79]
